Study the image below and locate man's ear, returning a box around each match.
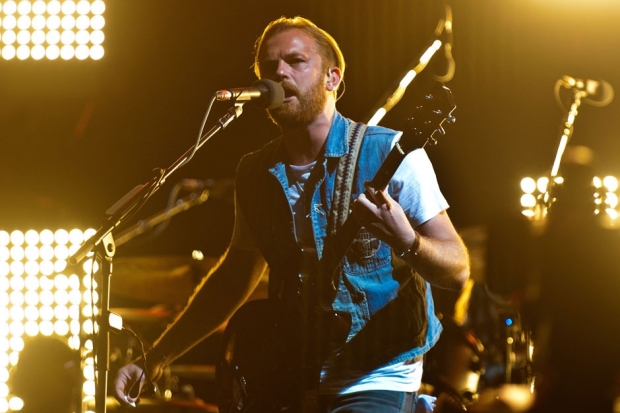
[326,67,342,92]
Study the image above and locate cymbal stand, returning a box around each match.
[69,102,245,413]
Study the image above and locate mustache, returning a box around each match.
[280,81,300,97]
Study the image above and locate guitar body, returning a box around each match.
[215,299,307,413]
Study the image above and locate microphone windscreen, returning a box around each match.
[252,79,285,109]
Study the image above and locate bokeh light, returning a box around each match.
[0,0,105,60]
[0,228,97,411]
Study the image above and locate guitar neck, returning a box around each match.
[369,141,414,190]
[318,81,455,305]
[319,144,413,302]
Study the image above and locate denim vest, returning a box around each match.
[235,112,442,371]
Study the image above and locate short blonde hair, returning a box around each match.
[254,16,345,96]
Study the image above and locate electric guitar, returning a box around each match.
[215,82,456,413]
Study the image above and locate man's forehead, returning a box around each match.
[260,28,318,58]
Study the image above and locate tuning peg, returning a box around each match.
[446,115,456,124]
[436,126,446,135]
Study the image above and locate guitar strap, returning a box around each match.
[320,120,367,306]
[329,120,367,235]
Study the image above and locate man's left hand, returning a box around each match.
[351,184,415,252]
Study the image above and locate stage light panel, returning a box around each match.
[520,175,620,225]
[0,228,99,412]
[0,0,105,60]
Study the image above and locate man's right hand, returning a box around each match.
[113,361,164,405]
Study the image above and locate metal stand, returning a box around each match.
[95,233,115,413]
[549,88,586,180]
[69,103,245,413]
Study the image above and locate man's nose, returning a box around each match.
[275,61,289,79]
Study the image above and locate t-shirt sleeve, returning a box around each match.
[390,143,449,228]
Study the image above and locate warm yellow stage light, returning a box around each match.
[61,0,76,15]
[17,1,31,15]
[603,176,619,192]
[75,28,88,44]
[76,0,90,14]
[1,31,16,45]
[60,43,74,59]
[47,0,61,15]
[91,13,103,29]
[0,264,9,278]
[91,0,104,14]
[24,230,38,246]
[8,396,22,412]
[521,175,620,223]
[31,0,44,14]
[31,13,44,29]
[16,15,29,30]
[90,29,103,44]
[90,43,102,59]
[3,2,17,15]
[0,227,99,412]
[59,31,72,45]
[1,0,106,60]
[9,246,24,261]
[46,30,60,45]
[39,229,54,245]
[16,31,30,46]
[61,14,75,29]
[9,232,23,247]
[520,177,536,194]
[46,14,61,30]
[75,43,88,59]
[2,15,16,30]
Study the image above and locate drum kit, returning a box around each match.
[87,396,219,413]
[103,202,536,412]
[105,232,537,413]
[105,253,270,412]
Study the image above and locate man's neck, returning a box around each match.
[281,104,336,166]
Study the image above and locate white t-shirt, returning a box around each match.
[232,142,448,395]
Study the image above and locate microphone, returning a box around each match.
[215,79,285,109]
[560,75,614,106]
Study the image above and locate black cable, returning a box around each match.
[123,326,157,398]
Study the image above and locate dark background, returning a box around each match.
[1,0,619,260]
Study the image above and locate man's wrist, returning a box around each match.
[396,230,421,258]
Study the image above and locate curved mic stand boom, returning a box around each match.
[546,77,614,210]
[68,102,245,413]
[549,86,587,182]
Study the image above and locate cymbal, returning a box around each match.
[111,306,175,323]
[111,254,269,306]
[111,255,219,305]
[168,364,216,380]
[90,396,218,412]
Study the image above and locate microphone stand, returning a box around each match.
[549,87,586,181]
[69,102,245,413]
[113,188,210,247]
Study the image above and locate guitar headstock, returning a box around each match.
[398,82,456,153]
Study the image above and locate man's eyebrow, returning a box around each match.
[262,51,308,63]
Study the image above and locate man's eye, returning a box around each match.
[261,62,277,74]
